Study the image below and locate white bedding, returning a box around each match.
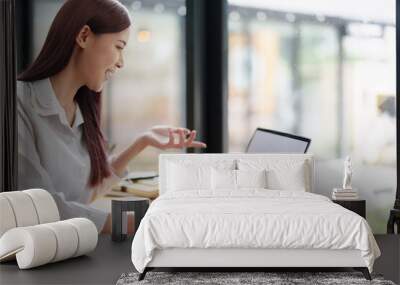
[131,190,380,273]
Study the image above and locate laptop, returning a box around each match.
[246,127,311,153]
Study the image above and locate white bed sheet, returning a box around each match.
[131,190,380,273]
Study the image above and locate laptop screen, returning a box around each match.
[246,128,311,153]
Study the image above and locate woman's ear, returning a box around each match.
[76,25,92,48]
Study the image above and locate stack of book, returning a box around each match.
[332,188,358,200]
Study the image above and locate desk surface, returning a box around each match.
[0,235,134,285]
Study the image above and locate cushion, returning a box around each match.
[267,164,306,191]
[0,191,39,227]
[236,169,267,188]
[238,159,309,191]
[0,218,98,269]
[23,189,60,223]
[211,169,268,190]
[0,196,16,237]
[0,190,97,270]
[166,160,236,192]
[211,168,236,190]
[167,162,211,191]
[0,189,60,237]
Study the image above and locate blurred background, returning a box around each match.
[20,0,395,233]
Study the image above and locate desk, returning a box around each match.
[0,235,134,285]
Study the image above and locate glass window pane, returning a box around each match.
[228,0,396,233]
[102,2,186,171]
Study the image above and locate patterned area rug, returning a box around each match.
[116,271,396,285]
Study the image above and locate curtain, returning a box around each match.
[0,0,17,192]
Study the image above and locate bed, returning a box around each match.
[131,154,380,280]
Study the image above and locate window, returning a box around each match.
[102,1,186,171]
[228,0,396,233]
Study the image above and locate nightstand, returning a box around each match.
[332,199,366,218]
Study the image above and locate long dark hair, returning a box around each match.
[18,0,131,187]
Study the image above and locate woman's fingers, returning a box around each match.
[146,126,207,150]
[181,131,206,148]
[188,141,207,148]
[182,128,191,135]
[170,127,190,133]
[151,126,189,137]
[185,130,196,146]
[171,127,190,138]
[185,131,206,148]
[150,127,206,149]
[167,129,174,145]
[177,129,185,146]
[151,125,170,136]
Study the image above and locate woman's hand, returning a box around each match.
[143,125,207,150]
[109,126,206,177]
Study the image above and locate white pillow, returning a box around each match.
[211,168,236,189]
[167,162,211,191]
[166,159,236,192]
[267,162,306,191]
[236,169,267,188]
[211,169,268,190]
[238,159,309,191]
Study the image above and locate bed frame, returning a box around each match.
[139,248,371,280]
[137,154,372,281]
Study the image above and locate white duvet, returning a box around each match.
[131,190,380,273]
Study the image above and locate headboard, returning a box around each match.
[159,153,314,195]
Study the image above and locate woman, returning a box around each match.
[17,0,206,233]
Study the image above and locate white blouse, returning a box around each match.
[17,78,123,231]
